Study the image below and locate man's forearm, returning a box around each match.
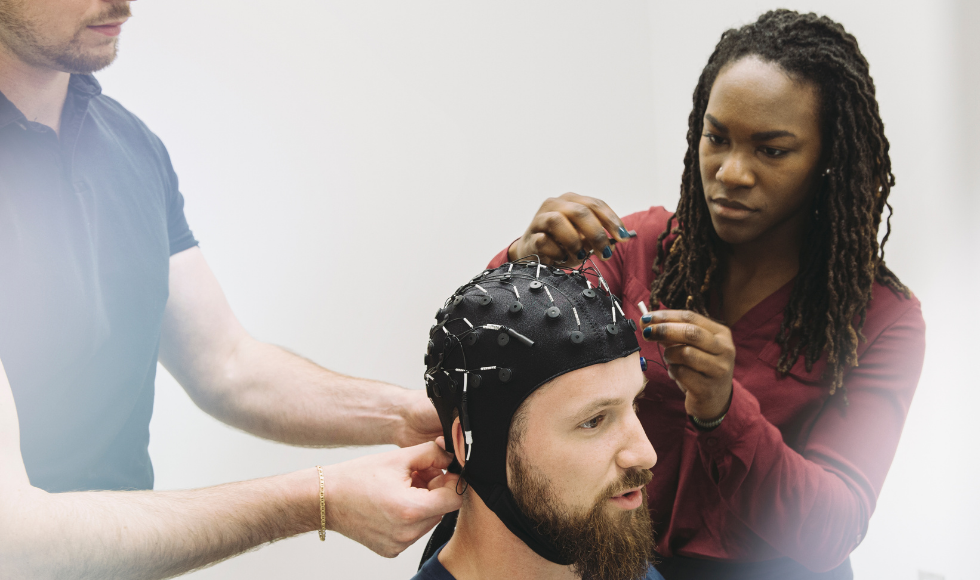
[0,469,319,580]
[176,337,424,447]
[160,248,439,448]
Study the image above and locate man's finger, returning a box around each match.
[408,484,464,519]
[412,466,446,486]
[410,514,448,542]
[426,472,459,491]
[402,441,454,472]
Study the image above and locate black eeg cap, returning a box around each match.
[420,258,640,566]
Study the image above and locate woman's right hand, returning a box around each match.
[508,192,636,266]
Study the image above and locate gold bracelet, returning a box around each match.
[316,465,326,541]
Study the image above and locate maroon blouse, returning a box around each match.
[489,206,926,572]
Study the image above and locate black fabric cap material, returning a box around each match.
[422,259,639,566]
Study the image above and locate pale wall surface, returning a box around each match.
[93,1,976,578]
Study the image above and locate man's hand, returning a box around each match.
[509,192,636,266]
[322,441,461,558]
[641,309,735,421]
[391,389,443,448]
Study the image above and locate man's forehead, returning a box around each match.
[524,356,642,420]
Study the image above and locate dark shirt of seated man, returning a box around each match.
[412,260,665,580]
[415,544,666,580]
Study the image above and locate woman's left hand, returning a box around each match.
[641,309,735,421]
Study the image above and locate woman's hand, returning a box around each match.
[509,192,636,266]
[641,309,735,421]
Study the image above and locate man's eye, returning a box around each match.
[580,415,604,429]
[703,133,724,145]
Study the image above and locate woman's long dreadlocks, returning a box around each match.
[649,9,910,396]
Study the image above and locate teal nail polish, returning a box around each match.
[618,226,629,239]
[576,249,587,260]
[641,313,652,323]
[602,246,612,259]
[643,326,652,338]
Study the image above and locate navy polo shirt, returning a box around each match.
[0,74,197,492]
[413,544,666,579]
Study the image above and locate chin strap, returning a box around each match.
[482,483,573,565]
[417,466,573,570]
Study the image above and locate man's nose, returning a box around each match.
[617,414,657,471]
[715,150,755,189]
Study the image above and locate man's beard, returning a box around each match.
[0,1,130,74]
[509,452,655,580]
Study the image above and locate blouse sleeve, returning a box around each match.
[487,246,511,269]
[696,297,926,571]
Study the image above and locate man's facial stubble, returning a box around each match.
[0,1,131,74]
[509,449,655,580]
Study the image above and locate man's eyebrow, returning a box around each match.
[574,382,649,419]
[575,397,626,420]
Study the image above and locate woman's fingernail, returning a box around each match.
[641,313,652,323]
[602,246,613,259]
[576,249,587,260]
[643,326,652,338]
[618,226,629,239]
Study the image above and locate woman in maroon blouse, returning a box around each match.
[489,10,925,580]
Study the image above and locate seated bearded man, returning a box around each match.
[413,260,665,580]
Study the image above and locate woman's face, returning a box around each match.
[699,55,824,249]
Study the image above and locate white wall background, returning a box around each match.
[95,1,978,578]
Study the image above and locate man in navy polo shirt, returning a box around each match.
[0,0,459,576]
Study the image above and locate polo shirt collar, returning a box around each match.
[0,89,26,130]
[68,73,102,98]
[0,73,101,130]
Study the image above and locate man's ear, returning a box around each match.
[451,416,466,467]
